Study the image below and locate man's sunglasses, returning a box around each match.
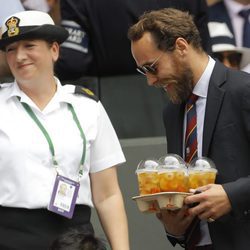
[136,53,163,75]
[213,52,242,67]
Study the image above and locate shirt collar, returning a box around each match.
[55,79,76,104]
[9,80,22,100]
[224,0,250,17]
[8,77,73,104]
[193,56,216,99]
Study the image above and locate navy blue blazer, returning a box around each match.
[163,61,250,250]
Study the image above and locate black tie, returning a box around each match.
[239,9,250,48]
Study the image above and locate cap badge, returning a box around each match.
[6,16,20,37]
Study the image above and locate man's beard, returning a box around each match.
[157,61,194,104]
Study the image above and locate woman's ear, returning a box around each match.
[51,41,60,62]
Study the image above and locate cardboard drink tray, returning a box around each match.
[132,192,191,213]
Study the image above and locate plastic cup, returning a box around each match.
[188,157,218,189]
[158,154,189,192]
[136,159,160,195]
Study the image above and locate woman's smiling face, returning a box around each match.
[6,39,59,83]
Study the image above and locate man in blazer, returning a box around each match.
[128,7,250,250]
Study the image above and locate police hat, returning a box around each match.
[0,10,68,50]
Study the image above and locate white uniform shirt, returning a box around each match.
[0,78,125,208]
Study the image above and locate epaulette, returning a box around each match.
[74,85,98,102]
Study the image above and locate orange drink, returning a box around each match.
[188,157,217,189]
[136,159,160,195]
[158,169,189,192]
[137,170,160,195]
[188,169,217,189]
[158,154,188,192]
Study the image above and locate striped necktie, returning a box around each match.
[185,94,202,250]
[239,9,250,48]
[185,94,198,163]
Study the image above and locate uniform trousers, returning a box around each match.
[0,205,92,250]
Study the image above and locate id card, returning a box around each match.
[48,174,80,219]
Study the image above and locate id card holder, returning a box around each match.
[48,174,80,219]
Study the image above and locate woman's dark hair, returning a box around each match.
[49,228,107,250]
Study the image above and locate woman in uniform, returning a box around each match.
[0,10,129,250]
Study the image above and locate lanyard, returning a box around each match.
[19,100,86,180]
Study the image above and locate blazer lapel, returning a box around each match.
[202,62,226,156]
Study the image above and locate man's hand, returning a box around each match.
[156,205,195,236]
[185,184,232,221]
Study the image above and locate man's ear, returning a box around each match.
[175,37,188,56]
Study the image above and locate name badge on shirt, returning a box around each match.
[48,174,80,219]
